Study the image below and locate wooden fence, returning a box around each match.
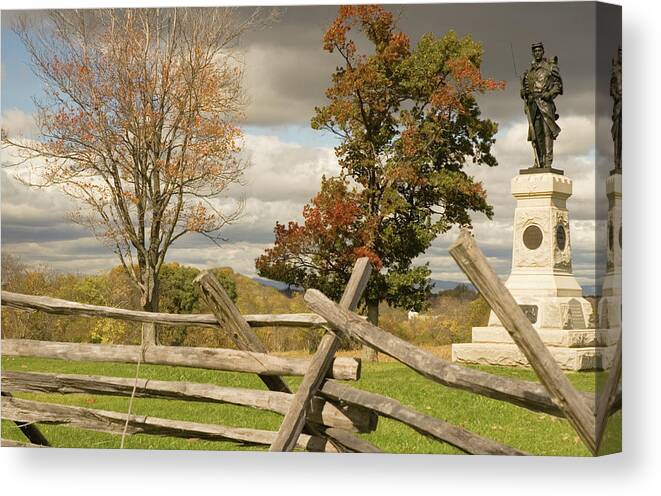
[0,229,621,455]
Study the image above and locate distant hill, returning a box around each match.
[252,275,599,298]
[252,275,472,296]
[431,280,474,293]
[252,277,298,292]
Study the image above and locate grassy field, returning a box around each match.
[0,354,621,456]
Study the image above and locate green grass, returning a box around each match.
[0,356,621,456]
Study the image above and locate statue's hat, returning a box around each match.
[531,42,544,50]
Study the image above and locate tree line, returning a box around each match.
[1,252,488,351]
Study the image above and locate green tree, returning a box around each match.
[158,263,237,314]
[258,6,503,353]
[151,262,237,346]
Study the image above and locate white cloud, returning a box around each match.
[165,241,270,277]
[0,132,338,275]
[232,134,339,203]
[1,108,37,138]
[1,121,606,288]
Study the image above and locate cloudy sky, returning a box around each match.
[0,2,620,288]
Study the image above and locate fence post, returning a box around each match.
[142,322,156,346]
[194,271,379,453]
[595,335,622,450]
[448,228,598,454]
[269,258,372,452]
[1,392,50,446]
[194,272,290,393]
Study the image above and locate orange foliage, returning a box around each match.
[4,9,255,310]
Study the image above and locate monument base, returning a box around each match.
[471,326,620,348]
[452,334,618,371]
[450,168,618,372]
[452,324,619,371]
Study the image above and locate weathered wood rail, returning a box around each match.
[301,230,621,455]
[1,396,338,452]
[1,272,373,452]
[2,339,359,380]
[1,233,621,455]
[2,371,377,433]
[448,230,598,453]
[1,290,325,328]
[270,257,372,452]
[319,380,528,456]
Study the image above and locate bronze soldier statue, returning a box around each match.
[610,47,622,173]
[520,42,563,168]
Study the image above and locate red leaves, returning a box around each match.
[323,5,405,57]
[305,182,361,236]
[256,177,381,291]
[429,57,506,116]
[352,245,382,271]
[446,56,506,95]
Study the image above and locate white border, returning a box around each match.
[1,1,658,495]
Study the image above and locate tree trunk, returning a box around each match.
[362,299,379,362]
[142,322,156,347]
[140,269,160,346]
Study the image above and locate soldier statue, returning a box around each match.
[520,42,563,168]
[610,47,622,172]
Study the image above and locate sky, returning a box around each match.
[0,2,620,288]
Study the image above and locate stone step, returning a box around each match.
[471,326,620,348]
[451,342,616,371]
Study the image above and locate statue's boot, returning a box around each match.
[544,136,554,168]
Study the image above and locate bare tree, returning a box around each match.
[3,8,263,344]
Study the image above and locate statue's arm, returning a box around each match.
[520,71,528,100]
[610,64,622,101]
[547,63,563,99]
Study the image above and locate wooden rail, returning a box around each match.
[2,396,338,452]
[270,257,372,452]
[1,290,325,328]
[595,335,622,450]
[305,289,574,416]
[1,439,48,448]
[319,380,527,455]
[448,229,598,454]
[194,271,293,394]
[2,370,377,433]
[2,339,360,380]
[1,391,50,446]
[192,270,377,453]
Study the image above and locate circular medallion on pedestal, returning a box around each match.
[556,224,566,251]
[523,225,543,250]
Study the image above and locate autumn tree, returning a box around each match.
[257,6,504,357]
[3,8,262,344]
[256,176,380,300]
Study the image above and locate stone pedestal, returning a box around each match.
[598,172,622,331]
[452,171,617,371]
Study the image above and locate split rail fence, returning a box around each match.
[0,229,621,455]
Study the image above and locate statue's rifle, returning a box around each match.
[510,42,542,167]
